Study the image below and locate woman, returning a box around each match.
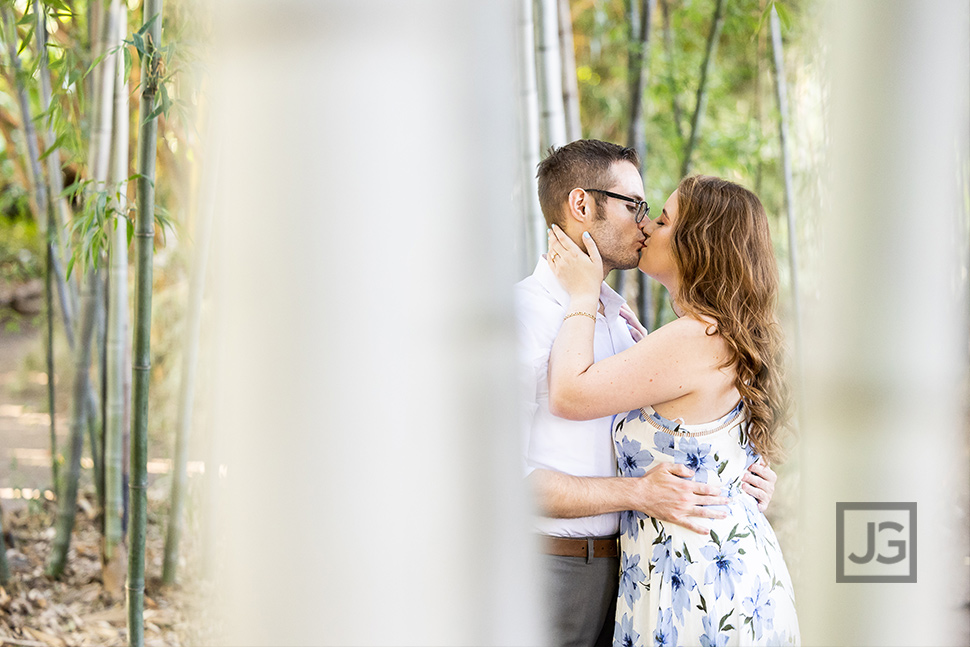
[546,175,799,647]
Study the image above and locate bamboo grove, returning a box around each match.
[0,0,828,643]
[0,0,204,645]
[520,0,813,337]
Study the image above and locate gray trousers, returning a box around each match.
[540,552,619,647]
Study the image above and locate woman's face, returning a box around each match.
[638,189,679,285]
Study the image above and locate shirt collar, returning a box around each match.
[532,256,627,319]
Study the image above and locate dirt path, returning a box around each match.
[0,323,75,508]
[0,322,213,646]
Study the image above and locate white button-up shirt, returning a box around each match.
[515,258,638,538]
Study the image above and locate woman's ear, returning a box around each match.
[566,188,589,224]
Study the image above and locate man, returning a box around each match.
[515,140,777,647]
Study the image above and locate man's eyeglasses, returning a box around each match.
[584,189,650,223]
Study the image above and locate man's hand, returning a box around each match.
[618,303,647,342]
[630,463,729,535]
[741,459,776,512]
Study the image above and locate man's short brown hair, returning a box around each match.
[536,140,641,227]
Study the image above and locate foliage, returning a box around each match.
[570,0,817,326]
[0,217,43,283]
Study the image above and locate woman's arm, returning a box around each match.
[546,226,711,420]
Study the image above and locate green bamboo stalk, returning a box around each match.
[162,141,215,585]
[47,270,100,578]
[47,217,59,493]
[35,1,62,496]
[79,0,121,518]
[680,0,726,178]
[103,0,128,588]
[129,2,164,643]
[0,501,10,585]
[659,0,684,142]
[625,0,656,329]
[35,0,77,316]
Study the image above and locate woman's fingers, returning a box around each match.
[550,224,585,256]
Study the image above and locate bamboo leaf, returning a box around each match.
[17,26,34,56]
[136,13,160,37]
[84,50,110,78]
[18,12,35,25]
[130,31,145,57]
[774,2,793,31]
[144,102,165,124]
[159,82,172,116]
[38,132,68,161]
[756,1,774,35]
[44,0,73,13]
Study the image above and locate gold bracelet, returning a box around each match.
[563,311,596,322]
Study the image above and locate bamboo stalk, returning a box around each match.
[46,224,59,493]
[626,0,655,158]
[534,0,567,151]
[35,0,64,495]
[659,0,684,142]
[0,501,10,585]
[80,0,121,518]
[162,138,215,586]
[557,0,580,141]
[129,2,164,642]
[769,5,804,406]
[35,0,77,316]
[517,0,544,271]
[103,0,128,595]
[680,0,726,178]
[47,271,100,578]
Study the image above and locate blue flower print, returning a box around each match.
[619,552,647,607]
[617,436,654,477]
[652,608,678,647]
[700,539,746,600]
[668,557,698,623]
[621,509,646,541]
[743,440,760,469]
[742,576,775,640]
[653,431,676,456]
[673,437,717,484]
[615,613,641,647]
[699,614,730,647]
[651,536,673,581]
[624,408,646,424]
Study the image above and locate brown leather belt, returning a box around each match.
[541,536,618,561]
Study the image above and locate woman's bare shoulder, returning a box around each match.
[651,314,719,339]
[650,315,730,361]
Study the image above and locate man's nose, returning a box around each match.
[640,219,656,236]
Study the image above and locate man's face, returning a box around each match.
[585,161,648,272]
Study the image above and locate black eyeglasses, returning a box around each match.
[584,189,650,223]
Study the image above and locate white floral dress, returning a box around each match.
[612,403,799,647]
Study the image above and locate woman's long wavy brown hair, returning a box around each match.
[672,175,792,463]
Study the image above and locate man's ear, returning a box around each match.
[566,188,590,225]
